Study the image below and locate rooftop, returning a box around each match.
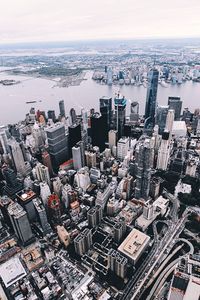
[0,257,26,288]
[118,228,150,262]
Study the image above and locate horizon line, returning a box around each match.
[0,35,200,47]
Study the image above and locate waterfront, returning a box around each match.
[0,71,199,124]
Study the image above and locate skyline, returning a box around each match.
[0,0,200,45]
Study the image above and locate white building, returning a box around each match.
[165,109,175,133]
[33,163,50,186]
[117,137,129,160]
[75,167,91,192]
[172,121,187,138]
[108,130,117,150]
[157,131,171,170]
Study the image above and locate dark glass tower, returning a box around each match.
[114,93,127,139]
[135,137,154,200]
[68,123,82,157]
[70,108,77,125]
[2,166,23,199]
[59,100,66,118]
[145,69,159,133]
[99,96,112,132]
[47,110,56,122]
[168,96,182,120]
[155,106,169,135]
[46,123,68,172]
[91,112,107,152]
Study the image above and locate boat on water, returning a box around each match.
[26,100,42,104]
[26,101,37,104]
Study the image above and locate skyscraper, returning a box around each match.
[91,112,107,152]
[157,131,171,171]
[45,123,68,172]
[107,67,113,85]
[2,166,23,199]
[8,202,34,245]
[114,93,127,139]
[47,110,56,122]
[72,141,85,170]
[165,109,175,133]
[108,249,128,279]
[59,100,66,118]
[135,137,154,200]
[87,205,103,228]
[144,69,159,134]
[117,137,129,160]
[68,123,82,157]
[130,101,139,123]
[74,228,92,256]
[99,96,112,132]
[0,125,9,154]
[70,108,77,125]
[8,138,28,176]
[155,106,169,135]
[168,97,182,120]
[33,163,51,186]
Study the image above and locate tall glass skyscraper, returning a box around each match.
[114,93,127,139]
[145,68,159,133]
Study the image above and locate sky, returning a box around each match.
[0,0,200,44]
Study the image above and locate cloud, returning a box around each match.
[0,0,199,44]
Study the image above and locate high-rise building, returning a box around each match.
[108,249,128,279]
[117,137,129,160]
[8,138,30,177]
[33,163,50,186]
[130,101,139,123]
[72,141,85,170]
[42,151,53,176]
[39,182,51,206]
[144,69,159,133]
[113,217,126,243]
[143,201,154,220]
[155,106,169,135]
[74,228,92,256]
[0,125,9,154]
[74,167,91,192]
[165,109,175,133]
[114,93,127,139]
[70,108,77,125]
[59,100,65,118]
[87,205,103,228]
[68,123,82,157]
[8,202,34,245]
[85,151,96,168]
[16,189,37,222]
[99,96,112,132]
[107,67,113,85]
[168,96,182,120]
[157,131,170,171]
[135,137,154,200]
[91,112,107,152]
[2,166,23,199]
[108,130,118,149]
[33,198,51,234]
[47,110,56,122]
[45,123,68,172]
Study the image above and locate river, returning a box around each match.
[0,71,199,124]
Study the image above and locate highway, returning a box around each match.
[129,214,187,300]
[120,196,197,300]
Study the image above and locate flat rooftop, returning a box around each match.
[0,257,26,288]
[118,228,150,262]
